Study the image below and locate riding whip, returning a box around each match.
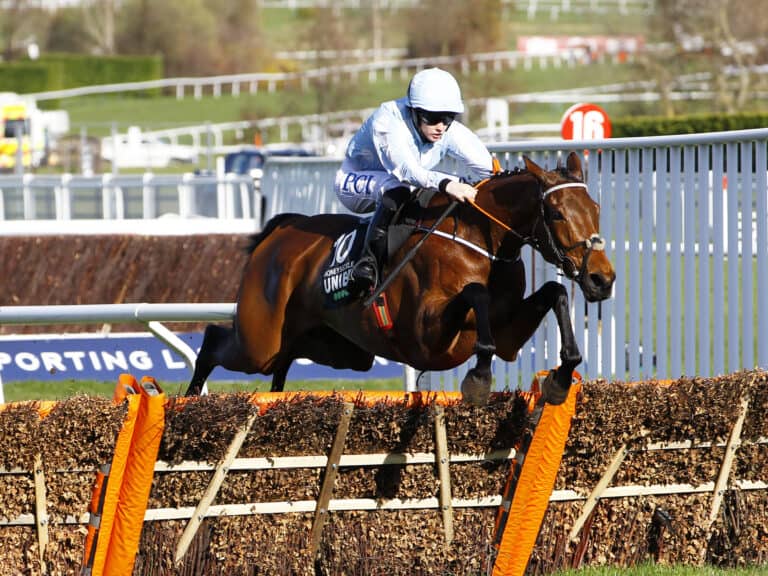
[362,199,458,308]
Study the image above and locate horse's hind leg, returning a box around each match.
[270,362,290,393]
[185,324,254,396]
[457,283,496,406]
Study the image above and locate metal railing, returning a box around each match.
[0,172,260,235]
[26,49,626,103]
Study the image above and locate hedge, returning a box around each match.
[0,53,163,96]
[613,112,768,137]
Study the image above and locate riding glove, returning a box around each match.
[443,180,478,203]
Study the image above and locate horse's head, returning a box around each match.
[521,152,615,302]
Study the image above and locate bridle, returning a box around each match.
[532,181,606,280]
[469,179,606,280]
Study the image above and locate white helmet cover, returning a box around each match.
[407,67,465,114]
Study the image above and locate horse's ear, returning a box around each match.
[523,155,558,187]
[566,152,584,182]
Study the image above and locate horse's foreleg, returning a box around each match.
[544,281,582,405]
[495,281,581,405]
[457,283,496,406]
[185,324,255,396]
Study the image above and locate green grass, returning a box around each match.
[1,378,404,403]
[509,11,654,41]
[553,566,766,576]
[59,60,654,141]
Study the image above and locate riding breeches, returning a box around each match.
[334,159,406,213]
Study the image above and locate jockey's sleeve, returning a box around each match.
[444,122,494,181]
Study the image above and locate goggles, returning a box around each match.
[416,109,457,127]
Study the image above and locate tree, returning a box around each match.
[403,0,503,58]
[82,0,117,55]
[202,0,266,74]
[300,6,358,114]
[649,0,768,114]
[115,0,267,76]
[46,7,94,54]
[116,0,219,76]
[1,0,48,61]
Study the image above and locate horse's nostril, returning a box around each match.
[590,273,608,289]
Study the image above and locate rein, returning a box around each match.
[468,199,511,232]
[362,199,459,308]
[465,179,606,279]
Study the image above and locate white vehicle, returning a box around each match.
[100,126,198,169]
[0,92,68,171]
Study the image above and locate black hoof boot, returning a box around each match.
[540,369,570,406]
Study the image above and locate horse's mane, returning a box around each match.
[245,213,303,254]
[483,163,581,186]
[487,166,527,181]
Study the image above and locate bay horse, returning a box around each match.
[185,152,615,405]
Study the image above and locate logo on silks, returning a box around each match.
[322,229,364,306]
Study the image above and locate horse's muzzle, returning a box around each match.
[579,269,615,302]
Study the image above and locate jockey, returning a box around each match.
[334,67,494,296]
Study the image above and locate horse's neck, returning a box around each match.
[471,174,540,246]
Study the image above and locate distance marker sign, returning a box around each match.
[560,103,612,140]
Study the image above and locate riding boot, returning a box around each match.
[349,187,410,296]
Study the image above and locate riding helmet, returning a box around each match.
[407,67,465,114]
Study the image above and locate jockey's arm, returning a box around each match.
[444,122,494,181]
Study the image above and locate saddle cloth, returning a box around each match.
[321,219,368,308]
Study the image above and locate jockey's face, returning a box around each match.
[419,119,447,143]
[416,110,456,143]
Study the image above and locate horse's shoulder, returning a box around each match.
[248,212,366,255]
[246,213,306,253]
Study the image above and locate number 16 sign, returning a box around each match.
[560,102,612,141]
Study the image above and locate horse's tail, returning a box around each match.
[245,213,304,254]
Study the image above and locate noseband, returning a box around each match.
[534,181,606,280]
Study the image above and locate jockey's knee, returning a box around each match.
[381,186,411,210]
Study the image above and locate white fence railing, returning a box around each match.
[0,303,235,403]
[94,73,741,162]
[0,172,260,235]
[520,0,655,17]
[26,49,630,103]
[261,0,655,15]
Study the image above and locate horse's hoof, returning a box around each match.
[460,369,491,406]
[540,369,569,406]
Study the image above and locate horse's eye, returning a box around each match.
[547,206,565,221]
